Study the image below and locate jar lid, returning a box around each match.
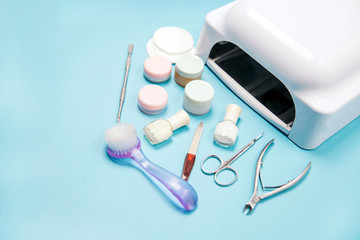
[138,85,168,114]
[175,55,204,79]
[183,80,214,115]
[185,80,214,104]
[144,56,172,83]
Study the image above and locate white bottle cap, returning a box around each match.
[224,104,242,124]
[166,110,190,131]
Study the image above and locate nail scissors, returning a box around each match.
[243,139,311,214]
[201,132,264,186]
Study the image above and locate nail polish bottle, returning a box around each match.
[144,110,190,144]
[213,104,242,146]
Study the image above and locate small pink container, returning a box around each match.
[143,56,172,83]
[138,85,168,114]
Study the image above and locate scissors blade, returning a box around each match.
[188,122,203,155]
[225,132,265,166]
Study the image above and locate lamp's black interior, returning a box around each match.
[209,41,295,126]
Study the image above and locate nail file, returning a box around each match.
[181,122,204,181]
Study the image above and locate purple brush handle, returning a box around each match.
[130,148,198,211]
[107,142,198,211]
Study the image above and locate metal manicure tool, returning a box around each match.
[117,44,134,123]
[244,139,311,214]
[201,132,264,186]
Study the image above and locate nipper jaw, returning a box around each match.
[243,193,261,214]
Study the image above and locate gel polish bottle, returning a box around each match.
[144,110,190,144]
[213,104,242,146]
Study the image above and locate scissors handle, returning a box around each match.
[201,154,224,175]
[201,155,238,186]
[214,167,238,186]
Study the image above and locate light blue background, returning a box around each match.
[1,0,360,239]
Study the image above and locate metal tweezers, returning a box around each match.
[244,139,311,214]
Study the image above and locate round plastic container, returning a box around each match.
[143,56,172,83]
[138,85,168,114]
[183,80,214,115]
[175,55,204,87]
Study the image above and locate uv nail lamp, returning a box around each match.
[196,0,360,149]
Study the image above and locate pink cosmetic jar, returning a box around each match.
[143,56,172,83]
[138,85,168,114]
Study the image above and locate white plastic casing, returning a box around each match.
[196,0,360,149]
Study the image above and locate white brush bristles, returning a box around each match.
[104,123,138,152]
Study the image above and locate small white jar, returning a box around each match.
[175,54,204,87]
[183,80,214,115]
